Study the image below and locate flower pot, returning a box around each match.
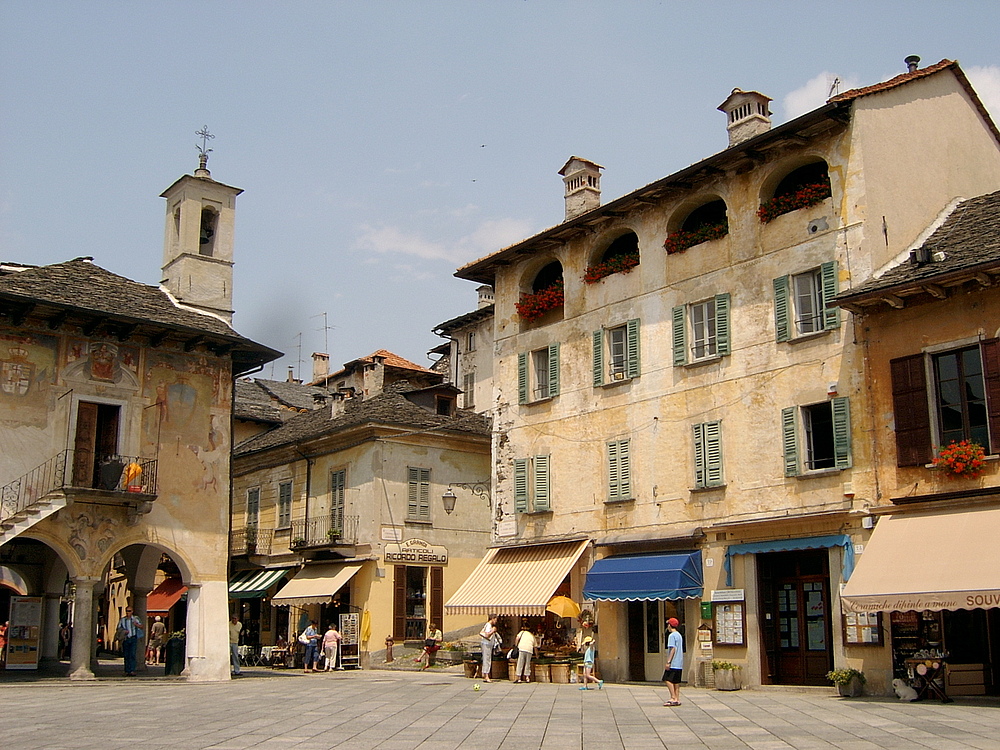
[714,668,742,691]
[837,675,864,697]
[533,663,551,683]
[550,662,570,684]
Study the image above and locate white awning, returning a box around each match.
[270,563,363,608]
[842,507,1000,612]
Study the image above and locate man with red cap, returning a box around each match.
[663,617,684,706]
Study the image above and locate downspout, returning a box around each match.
[294,448,314,534]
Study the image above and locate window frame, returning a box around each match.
[277,481,292,529]
[513,455,551,513]
[606,439,632,502]
[673,294,731,366]
[518,343,560,404]
[782,397,851,477]
[467,331,476,352]
[773,261,840,342]
[593,319,640,386]
[407,466,431,522]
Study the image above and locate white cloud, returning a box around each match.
[782,72,861,121]
[967,66,1000,122]
[356,216,535,265]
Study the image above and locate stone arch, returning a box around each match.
[667,194,729,235]
[588,228,641,268]
[758,156,831,205]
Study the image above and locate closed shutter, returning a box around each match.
[607,441,620,501]
[704,421,723,486]
[821,260,841,330]
[773,276,791,342]
[592,329,604,386]
[832,397,852,469]
[715,293,731,356]
[781,406,800,477]
[626,318,641,378]
[408,467,430,520]
[393,566,407,639]
[517,352,528,405]
[890,354,932,466]
[533,455,551,511]
[513,458,529,513]
[672,305,687,366]
[430,566,444,630]
[982,339,1000,455]
[693,423,707,488]
[548,343,560,397]
[619,440,631,499]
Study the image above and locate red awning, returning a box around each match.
[146,578,187,613]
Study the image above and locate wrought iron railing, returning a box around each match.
[0,449,158,523]
[230,525,274,556]
[289,514,359,549]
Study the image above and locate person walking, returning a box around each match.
[417,622,443,670]
[302,620,321,673]
[663,617,684,706]
[147,616,166,665]
[229,615,243,676]
[321,623,342,672]
[58,622,72,661]
[117,607,143,677]
[0,620,8,668]
[579,635,602,689]
[479,614,499,682]
[512,623,535,683]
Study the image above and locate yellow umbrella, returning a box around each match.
[546,595,581,619]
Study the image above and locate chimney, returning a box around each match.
[312,392,328,408]
[476,285,494,309]
[905,55,920,73]
[718,89,773,147]
[559,157,603,221]
[312,352,330,382]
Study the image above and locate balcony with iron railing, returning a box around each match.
[1,449,158,524]
[289,514,359,551]
[230,525,274,557]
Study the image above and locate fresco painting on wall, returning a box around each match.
[64,340,139,387]
[142,352,221,451]
[0,330,57,426]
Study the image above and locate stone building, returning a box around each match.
[446,58,1000,689]
[432,285,496,415]
[0,159,278,680]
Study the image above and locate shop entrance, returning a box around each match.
[393,565,443,640]
[758,550,833,685]
[627,600,685,681]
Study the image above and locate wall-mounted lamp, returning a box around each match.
[441,487,457,515]
[442,480,491,515]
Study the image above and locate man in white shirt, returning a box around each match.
[229,615,243,676]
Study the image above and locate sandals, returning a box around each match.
[663,700,681,706]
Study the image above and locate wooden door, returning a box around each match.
[430,566,443,630]
[72,402,99,486]
[392,565,406,639]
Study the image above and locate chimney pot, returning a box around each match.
[905,55,921,73]
[477,285,495,308]
[559,157,603,221]
[718,88,772,147]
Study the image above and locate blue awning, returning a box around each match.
[583,551,703,601]
[723,534,854,586]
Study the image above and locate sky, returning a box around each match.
[2,2,1000,382]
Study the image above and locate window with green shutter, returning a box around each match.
[513,456,551,513]
[594,320,640,385]
[774,261,839,342]
[783,398,851,475]
[330,469,346,533]
[521,344,560,403]
[674,294,731,365]
[607,439,632,501]
[277,481,292,528]
[407,467,430,521]
[513,458,529,513]
[693,421,724,488]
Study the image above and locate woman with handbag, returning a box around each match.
[416,622,443,670]
[479,614,499,682]
[512,623,535,683]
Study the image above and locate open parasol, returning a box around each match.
[546,595,581,619]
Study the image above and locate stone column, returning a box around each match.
[180,583,201,678]
[69,577,98,680]
[132,586,151,673]
[41,593,62,662]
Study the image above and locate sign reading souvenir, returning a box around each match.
[384,538,448,565]
[7,596,43,670]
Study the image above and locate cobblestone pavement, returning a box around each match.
[3,666,999,750]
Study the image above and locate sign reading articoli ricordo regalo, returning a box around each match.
[384,538,448,565]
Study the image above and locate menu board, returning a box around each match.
[340,612,359,646]
[7,596,43,670]
[843,611,883,646]
[714,602,746,646]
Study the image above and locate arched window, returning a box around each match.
[758,161,831,223]
[681,200,727,233]
[517,262,564,323]
[664,199,728,255]
[199,207,218,256]
[532,261,563,293]
[585,232,640,284]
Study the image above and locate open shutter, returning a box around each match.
[821,260,841,330]
[418,469,430,520]
[704,421,723,486]
[607,441,620,501]
[781,406,800,477]
[592,329,605,386]
[548,343,560,397]
[393,565,407,639]
[773,276,790,342]
[407,468,418,518]
[693,424,707,488]
[517,352,528,405]
[619,441,631,499]
[626,318,641,378]
[513,458,529,513]
[832,397,852,469]
[672,305,688,366]
[982,339,1000,455]
[890,354,932,466]
[430,566,444,630]
[715,293,731,356]
[533,455,550,511]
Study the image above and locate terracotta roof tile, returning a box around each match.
[828,59,956,103]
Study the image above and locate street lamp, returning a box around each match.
[442,480,491,514]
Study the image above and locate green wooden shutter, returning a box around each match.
[418,468,430,520]
[781,407,800,477]
[619,440,631,499]
[533,455,550,511]
[821,260,841,330]
[832,397,852,469]
[773,276,790,342]
[407,467,419,518]
[517,352,528,405]
[513,459,528,513]
[626,318,641,378]
[672,305,688,366]
[607,441,620,500]
[592,329,605,386]
[693,424,706,488]
[548,343,560,397]
[704,421,723,487]
[715,293,731,357]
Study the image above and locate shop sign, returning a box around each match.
[711,588,745,602]
[384,538,448,565]
[381,526,403,542]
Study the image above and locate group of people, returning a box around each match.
[299,620,344,673]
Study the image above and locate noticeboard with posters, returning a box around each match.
[7,596,43,670]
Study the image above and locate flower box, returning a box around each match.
[515,281,564,322]
[933,440,987,478]
[663,222,728,255]
[757,182,831,223]
[584,252,640,284]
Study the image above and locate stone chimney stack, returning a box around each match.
[362,355,385,399]
[312,352,330,383]
[718,89,772,147]
[559,157,603,221]
[477,285,494,309]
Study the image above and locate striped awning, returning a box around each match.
[229,568,292,600]
[270,563,363,607]
[147,578,187,613]
[0,565,29,595]
[445,539,589,616]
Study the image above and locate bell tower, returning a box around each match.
[160,127,242,324]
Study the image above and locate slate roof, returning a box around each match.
[235,386,491,456]
[234,380,288,424]
[835,189,1000,303]
[254,378,332,411]
[433,304,494,334]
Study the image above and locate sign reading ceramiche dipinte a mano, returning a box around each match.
[384,538,448,565]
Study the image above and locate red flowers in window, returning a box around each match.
[757,182,832,223]
[663,222,728,255]
[583,252,640,284]
[515,280,564,322]
[933,440,987,478]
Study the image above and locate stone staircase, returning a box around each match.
[0,492,68,546]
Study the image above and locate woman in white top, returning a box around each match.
[513,624,536,683]
[479,614,499,682]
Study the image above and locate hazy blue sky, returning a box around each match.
[3,2,999,380]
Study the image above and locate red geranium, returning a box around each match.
[584,252,640,284]
[663,222,728,255]
[515,280,564,322]
[757,182,831,223]
[933,440,987,479]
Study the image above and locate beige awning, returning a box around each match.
[842,507,1000,613]
[271,562,363,607]
[445,539,589,616]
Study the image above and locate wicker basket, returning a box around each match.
[550,663,570,683]
[533,663,551,683]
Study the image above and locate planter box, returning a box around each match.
[837,676,864,697]
[533,663,551,683]
[714,668,742,691]
[550,663,570,683]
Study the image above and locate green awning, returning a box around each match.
[229,568,291,599]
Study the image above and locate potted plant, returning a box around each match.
[711,660,742,691]
[826,668,865,697]
[663,222,728,255]
[757,182,831,223]
[933,440,987,479]
[583,251,640,283]
[515,281,564,323]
